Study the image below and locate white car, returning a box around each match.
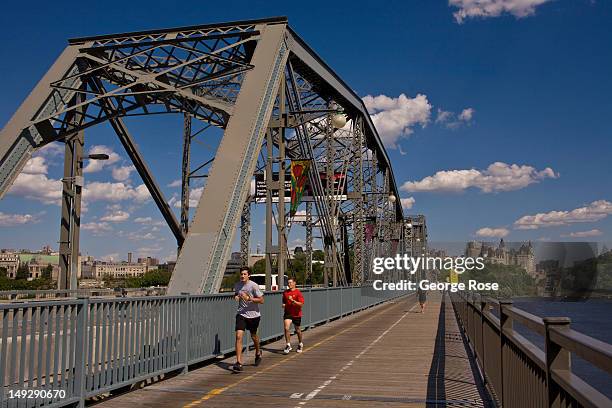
[249,274,288,291]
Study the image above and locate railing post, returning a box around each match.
[499,299,513,408]
[74,295,89,408]
[479,297,486,382]
[469,293,476,347]
[340,287,343,317]
[180,293,191,373]
[544,317,571,408]
[326,287,330,322]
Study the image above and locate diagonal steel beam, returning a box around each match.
[89,78,184,247]
[168,22,289,294]
[0,46,81,199]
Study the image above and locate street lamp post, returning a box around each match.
[58,146,109,291]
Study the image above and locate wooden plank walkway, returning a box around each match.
[91,292,493,407]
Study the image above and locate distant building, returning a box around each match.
[224,252,242,277]
[137,257,159,268]
[0,251,20,278]
[80,256,96,279]
[159,261,176,274]
[465,239,536,277]
[18,253,61,280]
[92,261,147,279]
[248,253,265,267]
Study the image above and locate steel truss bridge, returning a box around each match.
[0,17,423,294]
[0,17,611,408]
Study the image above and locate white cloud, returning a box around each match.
[400,197,416,210]
[169,187,203,208]
[136,245,164,255]
[9,172,63,205]
[289,238,305,249]
[362,93,431,148]
[459,108,475,122]
[100,210,130,222]
[22,156,48,174]
[0,211,41,226]
[450,0,553,23]
[81,222,113,234]
[167,179,182,188]
[134,216,165,226]
[515,200,612,230]
[561,229,603,238]
[83,182,150,203]
[111,165,136,181]
[100,253,120,262]
[435,109,453,124]
[118,229,157,240]
[35,142,64,158]
[476,227,510,238]
[402,162,558,193]
[435,107,475,129]
[83,145,120,173]
[7,155,63,205]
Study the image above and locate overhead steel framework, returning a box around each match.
[0,17,410,294]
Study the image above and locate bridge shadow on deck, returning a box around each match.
[426,294,494,407]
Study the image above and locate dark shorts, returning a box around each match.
[235,314,261,332]
[283,313,302,327]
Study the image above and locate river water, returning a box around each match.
[511,298,612,399]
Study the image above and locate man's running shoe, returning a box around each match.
[297,343,304,353]
[232,363,243,372]
[255,353,262,366]
[283,344,292,354]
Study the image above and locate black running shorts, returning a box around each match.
[283,313,302,327]
[235,314,261,332]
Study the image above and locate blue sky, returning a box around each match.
[1,0,611,261]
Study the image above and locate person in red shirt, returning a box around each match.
[282,277,305,354]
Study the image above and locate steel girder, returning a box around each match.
[1,17,406,294]
[0,19,265,199]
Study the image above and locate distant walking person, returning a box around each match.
[232,267,264,372]
[417,286,427,313]
[282,278,305,354]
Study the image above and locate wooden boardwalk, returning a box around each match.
[91,292,493,407]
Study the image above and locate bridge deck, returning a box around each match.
[92,292,493,407]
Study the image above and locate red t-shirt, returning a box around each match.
[282,288,304,317]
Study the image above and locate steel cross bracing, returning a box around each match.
[0,17,408,294]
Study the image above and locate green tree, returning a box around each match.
[220,271,241,291]
[42,264,53,280]
[102,273,117,288]
[313,250,324,261]
[0,267,7,278]
[252,259,266,275]
[460,263,537,298]
[312,262,324,284]
[16,263,29,280]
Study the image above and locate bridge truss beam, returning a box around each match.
[0,17,407,294]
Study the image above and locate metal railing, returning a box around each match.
[0,285,407,407]
[0,288,167,302]
[450,292,612,408]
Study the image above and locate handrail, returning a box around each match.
[504,306,546,336]
[450,291,611,408]
[549,326,612,373]
[0,285,411,407]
